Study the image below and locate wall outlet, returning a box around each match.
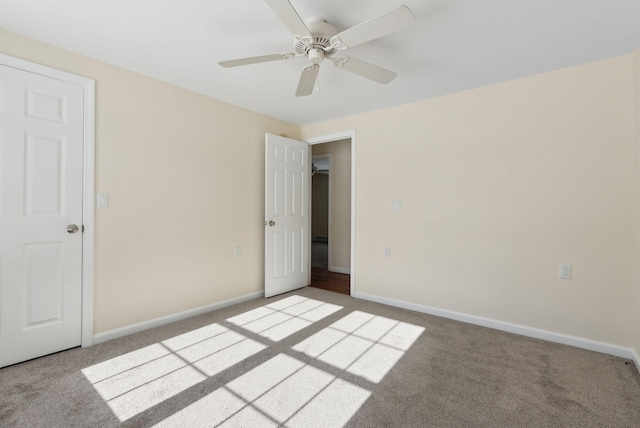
[559,264,571,279]
[383,247,391,259]
[391,200,402,212]
[234,247,242,258]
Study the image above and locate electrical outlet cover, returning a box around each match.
[559,264,571,279]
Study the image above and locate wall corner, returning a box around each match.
[633,45,640,371]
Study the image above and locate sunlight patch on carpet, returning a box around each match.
[153,354,370,428]
[81,325,265,422]
[293,310,425,383]
[81,296,423,426]
[226,296,342,342]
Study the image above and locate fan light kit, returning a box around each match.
[219,1,416,96]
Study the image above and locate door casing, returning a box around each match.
[306,130,356,296]
[0,53,96,347]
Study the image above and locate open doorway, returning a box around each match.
[309,138,351,295]
[311,154,330,269]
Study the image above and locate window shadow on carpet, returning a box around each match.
[81,295,424,427]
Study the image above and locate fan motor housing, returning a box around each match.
[294,18,337,56]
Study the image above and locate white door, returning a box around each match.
[0,64,84,368]
[265,133,310,298]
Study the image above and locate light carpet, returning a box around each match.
[1,287,639,427]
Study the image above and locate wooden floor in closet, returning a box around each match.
[309,266,350,295]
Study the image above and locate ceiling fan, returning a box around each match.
[219,0,416,96]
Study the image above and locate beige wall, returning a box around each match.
[2,27,638,352]
[0,29,300,333]
[303,55,636,347]
[312,139,352,272]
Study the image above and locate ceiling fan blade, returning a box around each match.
[330,5,416,50]
[333,56,397,84]
[295,65,319,97]
[263,0,312,37]
[219,53,295,68]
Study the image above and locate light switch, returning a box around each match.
[96,193,109,209]
[391,200,402,212]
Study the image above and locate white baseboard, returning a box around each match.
[329,267,351,274]
[632,348,640,375]
[352,291,636,361]
[93,291,264,345]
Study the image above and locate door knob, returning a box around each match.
[268,220,276,227]
[67,224,79,234]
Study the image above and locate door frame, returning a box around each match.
[0,53,96,347]
[306,130,356,295]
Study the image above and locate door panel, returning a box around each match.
[24,242,63,328]
[26,134,65,215]
[265,134,310,298]
[291,171,304,216]
[0,64,84,368]
[291,228,304,274]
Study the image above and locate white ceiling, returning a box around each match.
[1,0,639,126]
